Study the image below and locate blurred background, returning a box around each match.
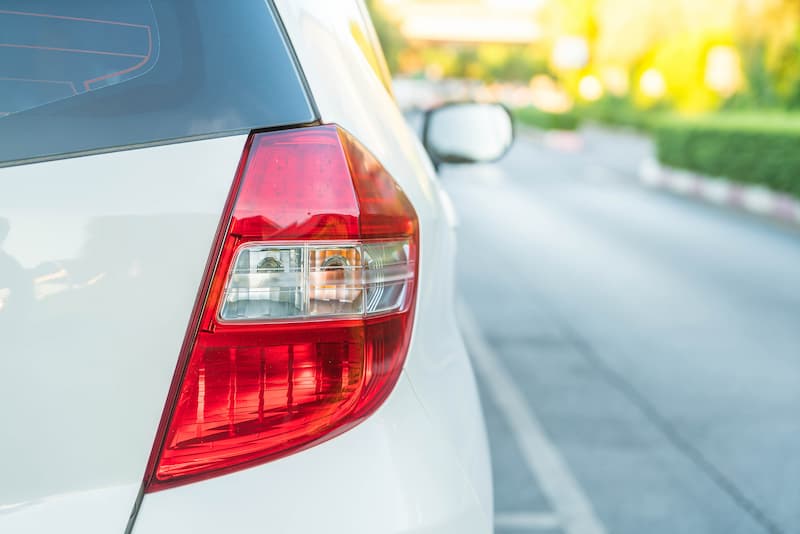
[370,0,800,197]
[371,0,800,134]
[366,1,800,534]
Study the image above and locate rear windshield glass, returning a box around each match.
[0,0,316,166]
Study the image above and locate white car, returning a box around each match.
[0,1,513,532]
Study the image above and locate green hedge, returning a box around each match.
[514,106,580,131]
[654,113,800,197]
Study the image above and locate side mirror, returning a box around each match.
[422,102,514,166]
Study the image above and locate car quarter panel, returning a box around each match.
[272,0,493,524]
[0,135,248,532]
[135,0,493,530]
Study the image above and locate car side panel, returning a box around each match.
[0,135,247,532]
[276,0,493,523]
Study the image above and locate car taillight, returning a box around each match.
[145,125,418,491]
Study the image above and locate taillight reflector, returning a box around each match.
[145,125,418,491]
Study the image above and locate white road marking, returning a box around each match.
[457,301,607,534]
[495,512,561,530]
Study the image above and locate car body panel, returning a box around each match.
[268,0,493,523]
[0,485,137,534]
[0,135,247,532]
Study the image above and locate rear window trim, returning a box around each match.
[0,120,322,170]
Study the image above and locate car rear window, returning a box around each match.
[0,0,316,166]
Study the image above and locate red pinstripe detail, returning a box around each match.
[0,9,149,29]
[0,9,155,93]
[83,27,153,91]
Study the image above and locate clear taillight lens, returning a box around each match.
[221,245,306,320]
[363,241,414,314]
[144,125,418,491]
[219,240,412,321]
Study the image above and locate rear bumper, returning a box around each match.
[131,373,492,534]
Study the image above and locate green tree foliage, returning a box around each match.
[367,0,800,111]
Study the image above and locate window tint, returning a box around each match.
[0,0,316,166]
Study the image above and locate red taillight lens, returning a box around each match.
[145,125,418,491]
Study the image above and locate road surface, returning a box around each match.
[442,128,800,534]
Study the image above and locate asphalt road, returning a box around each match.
[441,128,800,534]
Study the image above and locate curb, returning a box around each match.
[639,158,800,226]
